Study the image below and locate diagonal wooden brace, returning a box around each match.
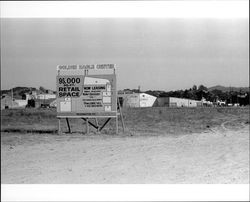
[81,118,99,130]
[99,118,111,131]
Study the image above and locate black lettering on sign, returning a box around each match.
[91,86,106,90]
[59,92,79,97]
[59,77,81,85]
[83,101,103,108]
[58,76,82,97]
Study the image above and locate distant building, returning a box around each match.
[1,95,18,109]
[0,94,27,109]
[153,97,201,107]
[34,98,56,108]
[37,94,56,100]
[216,100,226,106]
[31,90,38,99]
[119,93,157,108]
[13,93,30,108]
[201,98,213,106]
[14,99,28,107]
[49,99,57,108]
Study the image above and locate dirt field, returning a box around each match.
[1,107,249,183]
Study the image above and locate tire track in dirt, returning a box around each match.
[221,119,236,131]
[240,121,249,128]
[220,118,248,132]
[207,116,249,135]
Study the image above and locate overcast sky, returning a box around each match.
[1,17,248,91]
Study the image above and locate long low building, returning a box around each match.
[118,93,206,108]
[153,97,202,107]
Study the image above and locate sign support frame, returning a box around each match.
[56,64,125,135]
[57,97,125,135]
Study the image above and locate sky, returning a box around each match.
[1,1,249,91]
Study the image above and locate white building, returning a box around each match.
[31,91,38,99]
[120,93,157,108]
[37,94,56,100]
[154,97,201,107]
[168,97,199,107]
[216,100,226,106]
[49,99,57,108]
[14,99,28,107]
[201,98,213,106]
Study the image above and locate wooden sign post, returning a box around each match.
[56,64,125,135]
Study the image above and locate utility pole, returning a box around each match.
[11,88,13,108]
[229,86,232,105]
[138,85,141,108]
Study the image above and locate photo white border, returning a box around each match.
[1,1,249,19]
[1,184,250,201]
[1,1,249,202]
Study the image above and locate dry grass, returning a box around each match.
[1,107,249,137]
[124,107,249,136]
[1,107,249,184]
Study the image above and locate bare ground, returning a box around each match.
[1,120,249,184]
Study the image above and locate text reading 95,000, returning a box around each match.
[58,77,81,85]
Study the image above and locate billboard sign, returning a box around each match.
[56,64,117,117]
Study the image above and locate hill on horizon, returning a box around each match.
[208,85,249,93]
